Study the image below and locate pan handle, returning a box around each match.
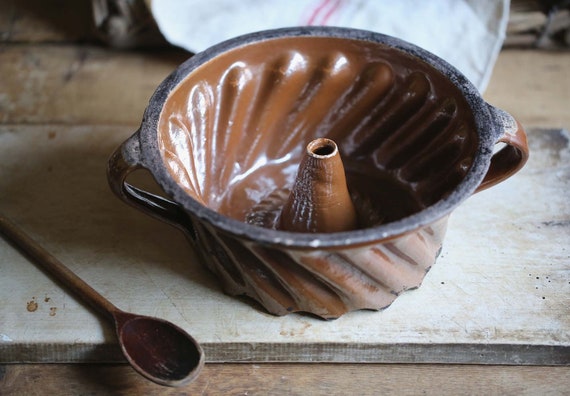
[107,131,194,235]
[476,106,529,192]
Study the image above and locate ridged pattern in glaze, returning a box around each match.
[155,36,478,318]
[158,38,478,222]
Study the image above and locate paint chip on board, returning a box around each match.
[0,334,13,342]
[26,297,38,312]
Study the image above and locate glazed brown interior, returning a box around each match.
[157,36,478,230]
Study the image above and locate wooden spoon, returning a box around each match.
[0,214,205,387]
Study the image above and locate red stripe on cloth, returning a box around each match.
[319,0,343,25]
[306,0,332,25]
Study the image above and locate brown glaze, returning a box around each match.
[157,36,478,228]
[152,35,479,318]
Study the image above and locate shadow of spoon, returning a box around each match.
[0,213,204,387]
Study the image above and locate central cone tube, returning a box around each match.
[278,138,358,233]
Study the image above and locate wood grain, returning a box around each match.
[484,50,570,128]
[1,363,569,396]
[0,0,95,43]
[0,45,189,125]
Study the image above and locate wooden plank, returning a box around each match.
[484,49,570,128]
[0,45,189,125]
[0,0,95,43]
[2,363,569,396]
[0,45,569,127]
[0,125,568,364]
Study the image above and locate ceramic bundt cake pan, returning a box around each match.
[108,27,528,319]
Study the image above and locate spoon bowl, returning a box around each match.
[115,311,204,386]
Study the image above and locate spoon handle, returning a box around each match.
[0,214,119,321]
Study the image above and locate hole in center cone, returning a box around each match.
[308,138,337,158]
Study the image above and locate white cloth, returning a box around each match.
[149,0,510,92]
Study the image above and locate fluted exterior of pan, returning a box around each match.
[189,216,447,319]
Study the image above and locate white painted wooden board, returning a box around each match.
[0,125,568,364]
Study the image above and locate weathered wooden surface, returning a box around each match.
[2,363,569,396]
[0,45,189,125]
[1,1,569,391]
[0,0,95,43]
[0,125,568,364]
[484,49,570,128]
